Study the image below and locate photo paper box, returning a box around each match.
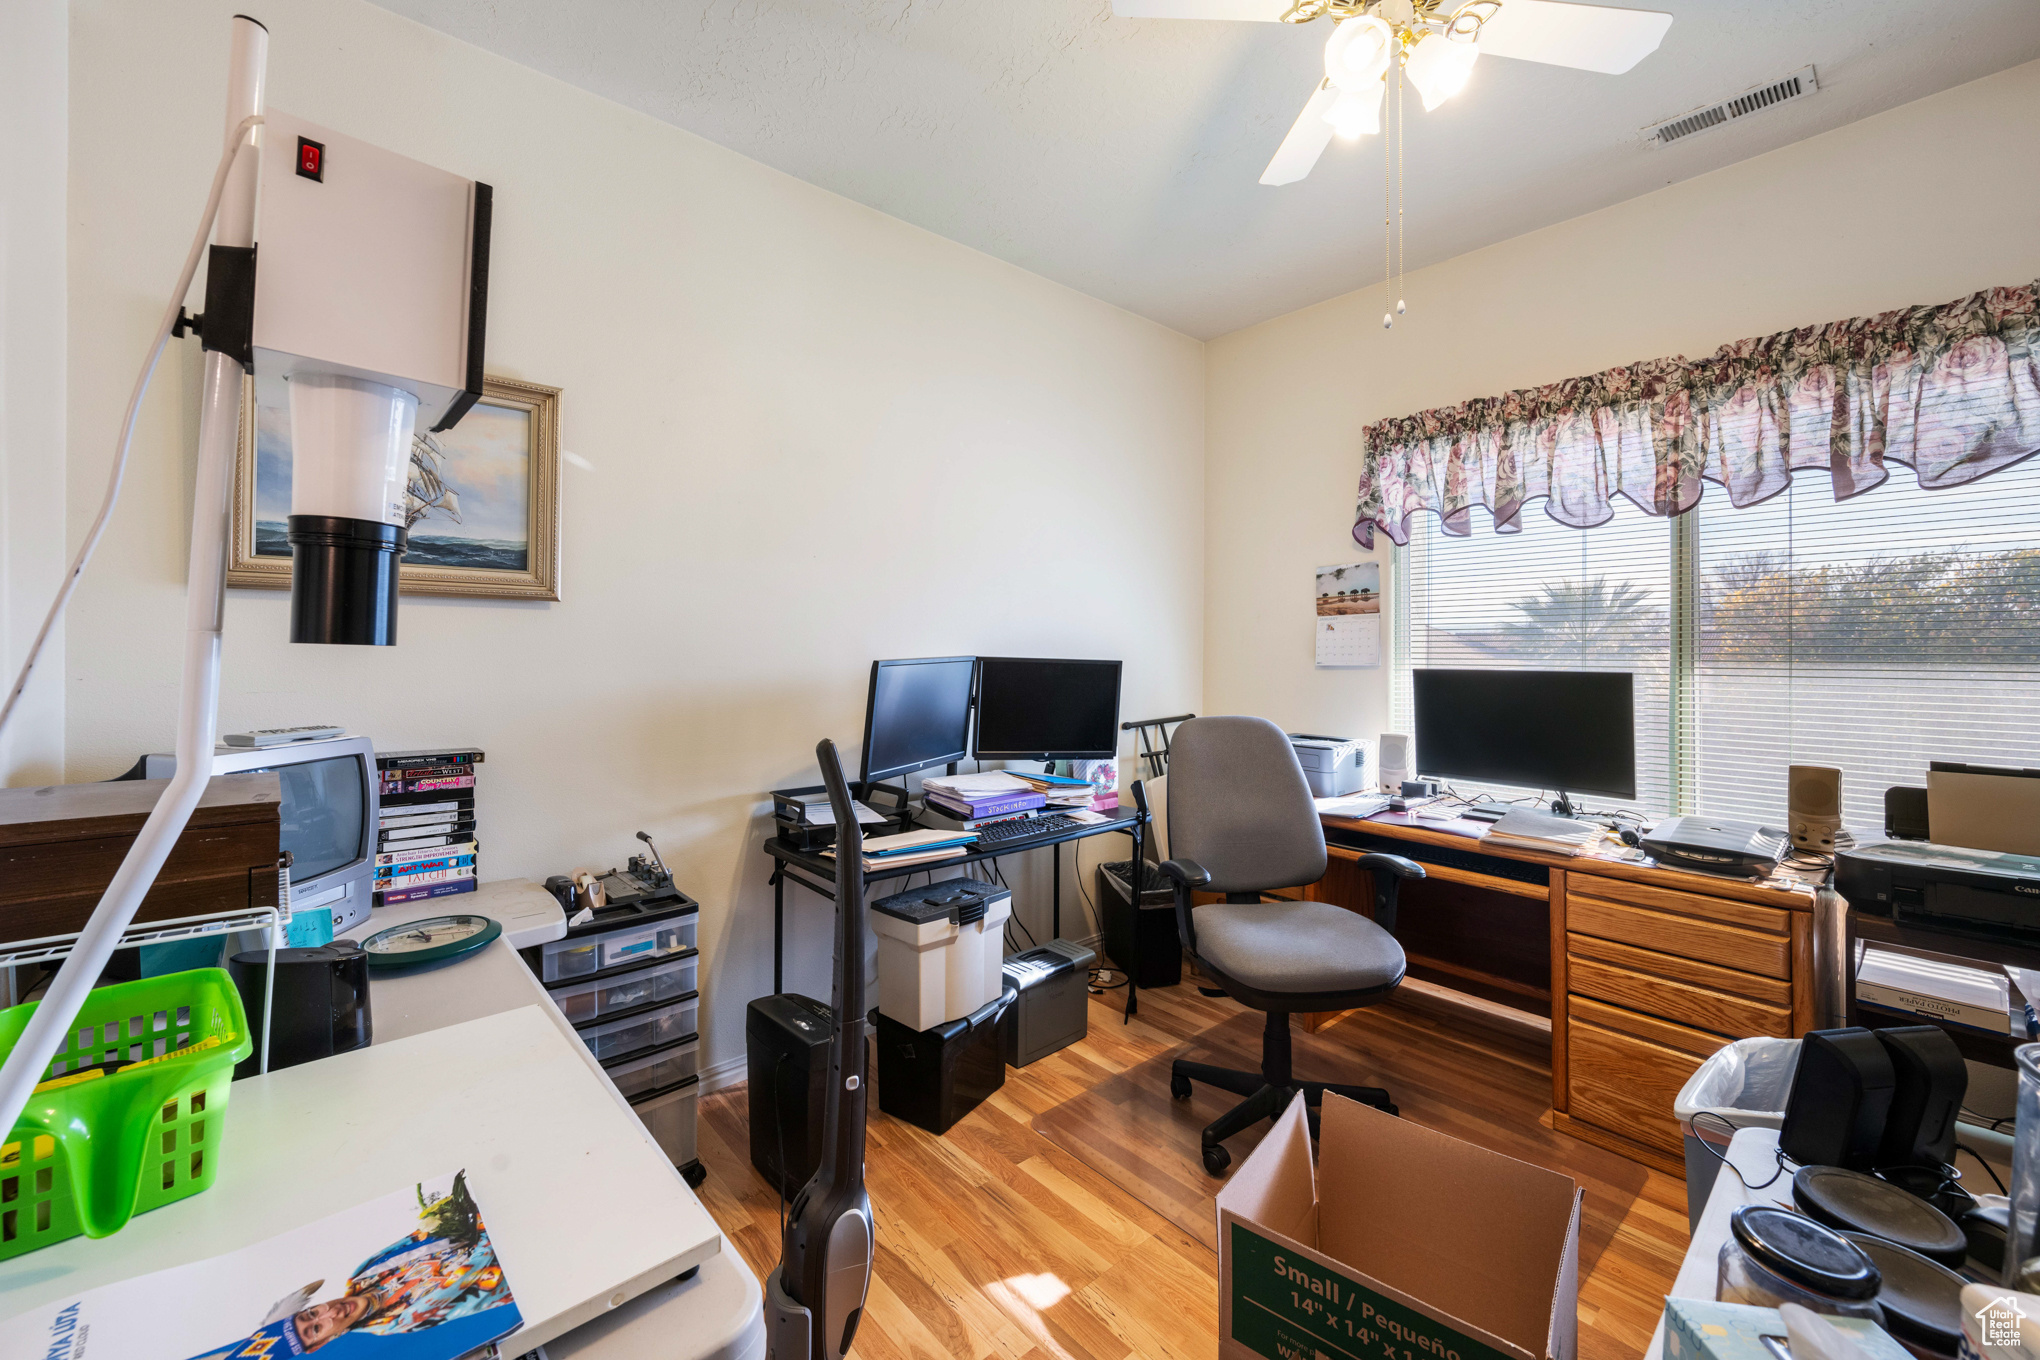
[1215,1091,1583,1360]
[1663,1299,1914,1360]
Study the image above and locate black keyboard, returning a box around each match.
[974,813,1085,846]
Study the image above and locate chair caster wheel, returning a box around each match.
[1170,1073,1192,1100]
[1202,1143,1231,1176]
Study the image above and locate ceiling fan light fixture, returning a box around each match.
[1323,84,1383,139]
[1323,14,1394,92]
[1404,31,1481,111]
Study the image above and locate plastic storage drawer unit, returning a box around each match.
[632,1079,699,1169]
[540,914,696,983]
[578,997,699,1063]
[549,954,698,1023]
[604,1036,699,1100]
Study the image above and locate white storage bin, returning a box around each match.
[549,954,697,1022]
[604,1036,699,1099]
[870,879,1011,1031]
[632,1079,698,1168]
[580,997,699,1062]
[539,911,697,982]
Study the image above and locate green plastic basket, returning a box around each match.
[0,967,252,1259]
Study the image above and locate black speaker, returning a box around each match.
[1885,786,1930,841]
[1874,1025,1967,1168]
[746,993,833,1197]
[1781,1027,1896,1170]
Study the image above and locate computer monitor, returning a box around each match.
[972,658,1122,762]
[1411,668,1636,801]
[859,656,977,785]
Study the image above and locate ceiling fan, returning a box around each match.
[1113,0,1673,186]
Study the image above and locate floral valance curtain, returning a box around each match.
[1353,281,2040,549]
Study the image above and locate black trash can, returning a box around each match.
[874,990,1011,1135]
[1098,859,1181,988]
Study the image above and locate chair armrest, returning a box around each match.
[1355,852,1425,881]
[1160,858,1211,888]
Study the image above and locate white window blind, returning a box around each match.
[1391,458,2040,826]
[1393,498,1676,813]
[1687,456,2040,830]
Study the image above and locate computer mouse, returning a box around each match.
[1618,827,1641,848]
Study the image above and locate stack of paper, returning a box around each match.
[1002,770,1097,808]
[1481,809,1604,856]
[1858,948,2014,1035]
[921,772,1046,820]
[823,826,978,870]
[799,799,886,828]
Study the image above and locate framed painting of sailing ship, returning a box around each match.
[229,375,561,601]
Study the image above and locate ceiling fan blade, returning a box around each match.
[1261,80,1339,186]
[1475,0,1671,74]
[1111,0,1284,19]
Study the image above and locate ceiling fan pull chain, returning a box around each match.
[1397,60,1407,318]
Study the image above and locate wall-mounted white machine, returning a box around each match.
[0,13,489,1138]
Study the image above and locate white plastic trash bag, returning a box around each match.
[1675,1037,1801,1151]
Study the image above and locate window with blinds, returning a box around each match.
[1391,458,2040,825]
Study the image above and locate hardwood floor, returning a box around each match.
[695,982,1688,1360]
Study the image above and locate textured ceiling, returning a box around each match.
[373,0,2040,338]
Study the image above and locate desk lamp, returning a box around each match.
[0,13,490,1141]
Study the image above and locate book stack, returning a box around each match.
[821,827,978,871]
[375,746,483,907]
[1480,809,1605,857]
[921,772,1046,822]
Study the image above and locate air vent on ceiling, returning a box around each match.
[1642,66,1818,149]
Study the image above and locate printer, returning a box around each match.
[1287,734,1373,798]
[1836,840,2040,944]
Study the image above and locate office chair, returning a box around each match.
[1157,715,1425,1175]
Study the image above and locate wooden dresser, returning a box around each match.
[1311,813,1815,1177]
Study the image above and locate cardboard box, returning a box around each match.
[1216,1092,1582,1360]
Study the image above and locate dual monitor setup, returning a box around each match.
[859,656,1123,789]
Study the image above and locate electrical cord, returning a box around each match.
[1689,1111,1793,1191]
[0,114,263,743]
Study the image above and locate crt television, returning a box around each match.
[128,733,380,933]
[972,658,1122,762]
[859,656,977,786]
[1411,668,1636,802]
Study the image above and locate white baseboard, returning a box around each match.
[699,1051,748,1097]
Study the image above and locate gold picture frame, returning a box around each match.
[229,374,561,600]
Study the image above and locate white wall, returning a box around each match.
[1204,60,2040,744]
[65,0,1205,1082]
[1,1,67,788]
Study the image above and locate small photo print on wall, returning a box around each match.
[1315,562,1380,668]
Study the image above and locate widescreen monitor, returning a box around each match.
[860,656,977,785]
[972,657,1122,762]
[1411,668,1636,800]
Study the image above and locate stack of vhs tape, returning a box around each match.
[375,747,482,907]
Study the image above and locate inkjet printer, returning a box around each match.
[1836,840,2040,944]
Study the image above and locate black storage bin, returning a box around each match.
[1098,859,1180,989]
[875,991,1011,1135]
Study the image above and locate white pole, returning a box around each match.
[0,16,267,1142]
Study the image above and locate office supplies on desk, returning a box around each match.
[1314,790,1391,819]
[921,785,1045,820]
[1413,667,1637,817]
[1926,762,2040,856]
[1642,815,1789,879]
[825,827,978,870]
[971,657,1122,761]
[1481,808,1604,856]
[1003,769,1099,807]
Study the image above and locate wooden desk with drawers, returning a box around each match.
[1309,810,1817,1177]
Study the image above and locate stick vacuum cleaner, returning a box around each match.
[765,739,875,1359]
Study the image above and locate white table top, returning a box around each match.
[0,876,761,1358]
[1645,1127,1785,1360]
